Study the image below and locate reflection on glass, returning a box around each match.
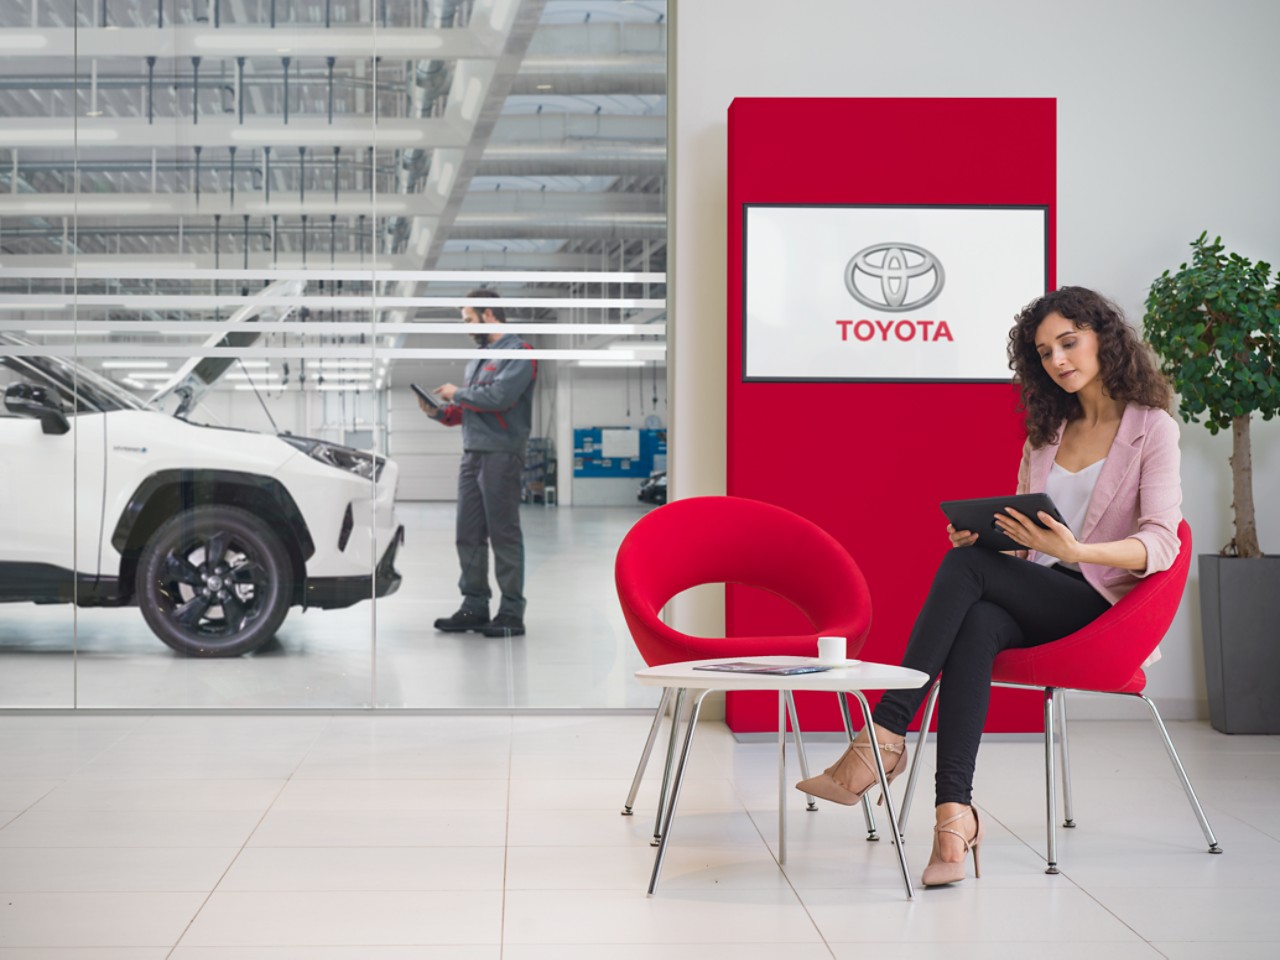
[0,0,667,709]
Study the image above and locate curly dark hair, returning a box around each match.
[1007,286,1173,448]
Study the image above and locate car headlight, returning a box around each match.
[280,434,384,481]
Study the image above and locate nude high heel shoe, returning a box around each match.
[794,737,907,806]
[921,805,984,887]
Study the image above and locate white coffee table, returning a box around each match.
[635,656,930,898]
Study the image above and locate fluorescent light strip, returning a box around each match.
[578,360,647,368]
[0,268,668,284]
[3,346,667,361]
[0,296,667,310]
[0,322,667,337]
[101,360,168,369]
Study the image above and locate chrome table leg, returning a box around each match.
[851,690,913,900]
[648,688,711,895]
[899,680,939,838]
[837,692,879,841]
[785,691,817,811]
[652,687,687,846]
[623,686,672,816]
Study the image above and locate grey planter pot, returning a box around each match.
[1199,554,1280,734]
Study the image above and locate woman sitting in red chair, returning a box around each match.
[797,286,1182,887]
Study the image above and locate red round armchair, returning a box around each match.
[615,495,873,822]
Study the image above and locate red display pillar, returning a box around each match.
[725,98,1056,733]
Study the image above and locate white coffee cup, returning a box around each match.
[817,635,847,665]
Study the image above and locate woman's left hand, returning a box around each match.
[995,508,1080,563]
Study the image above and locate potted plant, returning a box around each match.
[1144,233,1280,733]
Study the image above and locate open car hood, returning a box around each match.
[149,278,305,418]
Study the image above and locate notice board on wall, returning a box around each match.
[726,98,1056,734]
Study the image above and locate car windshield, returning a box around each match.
[0,334,150,414]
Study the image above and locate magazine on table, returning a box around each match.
[693,661,832,676]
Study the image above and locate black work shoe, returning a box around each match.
[480,614,525,637]
[434,609,491,633]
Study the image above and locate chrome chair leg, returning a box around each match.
[778,692,788,863]
[837,692,879,840]
[784,691,817,811]
[623,686,672,816]
[899,680,939,838]
[648,688,711,895]
[1137,692,1222,854]
[850,690,913,900]
[1055,688,1076,828]
[1043,688,1059,874]
[652,687,687,846]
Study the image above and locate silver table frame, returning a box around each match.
[634,656,930,900]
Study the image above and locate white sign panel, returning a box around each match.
[743,205,1048,381]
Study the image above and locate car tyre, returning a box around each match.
[137,505,292,657]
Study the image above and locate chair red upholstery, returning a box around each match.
[616,495,872,665]
[992,520,1193,694]
[900,520,1219,871]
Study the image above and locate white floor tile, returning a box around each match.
[506,807,766,847]
[828,944,1165,959]
[0,714,1274,955]
[169,950,500,960]
[0,810,263,848]
[0,949,170,959]
[0,892,205,947]
[505,843,792,891]
[178,891,503,946]
[0,781,59,810]
[0,847,238,892]
[1085,887,1280,941]
[32,779,284,812]
[247,809,508,846]
[269,778,508,811]
[218,846,505,891]
[799,885,1142,942]
[510,776,743,813]
[1151,943,1280,960]
[502,888,822,944]
[503,947,836,960]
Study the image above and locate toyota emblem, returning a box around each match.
[845,242,945,312]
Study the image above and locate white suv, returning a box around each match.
[0,335,403,657]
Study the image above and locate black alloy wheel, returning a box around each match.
[137,505,293,656]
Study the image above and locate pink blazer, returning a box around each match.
[1016,403,1184,607]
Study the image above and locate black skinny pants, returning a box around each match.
[872,548,1110,806]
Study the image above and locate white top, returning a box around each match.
[1034,457,1106,572]
[635,656,930,693]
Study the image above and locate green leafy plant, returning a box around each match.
[1144,233,1280,558]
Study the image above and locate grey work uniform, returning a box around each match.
[439,332,535,619]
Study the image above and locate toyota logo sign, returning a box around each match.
[844,242,945,312]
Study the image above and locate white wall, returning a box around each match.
[672,0,1280,718]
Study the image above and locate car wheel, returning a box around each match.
[137,505,293,657]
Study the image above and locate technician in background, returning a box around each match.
[420,289,536,638]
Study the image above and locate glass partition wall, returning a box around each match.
[0,0,668,708]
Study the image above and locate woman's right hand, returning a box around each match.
[947,523,978,548]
